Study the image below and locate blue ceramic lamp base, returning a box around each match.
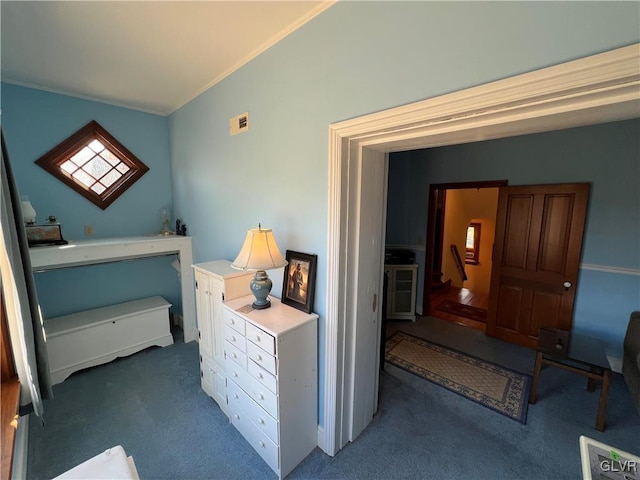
[250,270,273,309]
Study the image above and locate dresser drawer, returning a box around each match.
[226,363,278,419]
[223,309,246,335]
[228,402,279,473]
[227,380,278,445]
[248,359,277,394]
[247,341,277,376]
[246,322,276,355]
[224,340,247,370]
[224,324,246,352]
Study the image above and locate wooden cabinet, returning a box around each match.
[384,264,418,321]
[223,295,318,479]
[192,261,252,415]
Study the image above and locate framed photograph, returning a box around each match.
[282,250,317,313]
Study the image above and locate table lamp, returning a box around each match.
[232,224,288,309]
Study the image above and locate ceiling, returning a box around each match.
[1,1,335,115]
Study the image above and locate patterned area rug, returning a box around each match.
[385,331,531,423]
[436,300,488,323]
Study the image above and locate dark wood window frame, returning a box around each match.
[465,222,481,265]
[35,121,148,210]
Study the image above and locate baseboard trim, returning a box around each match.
[317,425,327,455]
[12,414,28,480]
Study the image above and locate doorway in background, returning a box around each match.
[424,180,505,332]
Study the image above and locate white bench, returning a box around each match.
[46,296,173,385]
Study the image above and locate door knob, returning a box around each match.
[563,281,572,290]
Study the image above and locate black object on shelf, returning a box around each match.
[175,219,187,236]
[385,248,415,265]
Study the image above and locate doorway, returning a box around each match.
[323,44,639,457]
[424,180,506,332]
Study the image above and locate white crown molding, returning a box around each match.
[0,79,168,116]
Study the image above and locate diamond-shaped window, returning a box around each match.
[35,121,149,210]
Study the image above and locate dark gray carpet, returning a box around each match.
[27,323,640,479]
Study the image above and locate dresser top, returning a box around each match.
[224,295,318,337]
[192,259,252,278]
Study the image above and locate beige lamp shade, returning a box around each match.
[232,226,287,271]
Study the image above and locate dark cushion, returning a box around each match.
[624,311,640,369]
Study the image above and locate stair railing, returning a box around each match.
[450,244,468,282]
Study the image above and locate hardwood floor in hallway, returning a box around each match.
[429,286,489,331]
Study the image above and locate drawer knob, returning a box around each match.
[259,418,265,425]
[258,373,263,379]
[233,393,238,399]
[233,372,238,377]
[232,336,236,342]
[256,336,261,342]
[259,393,265,400]
[259,441,266,448]
[231,319,235,325]
[234,414,239,420]
[257,354,263,361]
[232,353,237,359]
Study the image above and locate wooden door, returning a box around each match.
[486,183,589,349]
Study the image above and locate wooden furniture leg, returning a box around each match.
[596,369,611,432]
[529,351,543,404]
[587,368,596,392]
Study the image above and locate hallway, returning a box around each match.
[429,285,489,332]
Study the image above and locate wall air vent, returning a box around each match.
[230,112,249,136]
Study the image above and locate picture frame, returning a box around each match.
[281,250,317,313]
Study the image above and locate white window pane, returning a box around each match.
[91,183,106,194]
[466,227,475,249]
[88,139,105,153]
[70,147,94,166]
[72,169,94,188]
[116,163,130,174]
[60,160,78,175]
[100,169,122,188]
[102,150,122,166]
[84,157,111,179]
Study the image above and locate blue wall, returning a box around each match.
[387,120,640,356]
[169,1,640,426]
[2,1,638,429]
[1,83,180,318]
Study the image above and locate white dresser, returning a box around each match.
[223,295,318,479]
[192,260,252,415]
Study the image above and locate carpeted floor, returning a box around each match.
[27,319,640,480]
[385,331,531,423]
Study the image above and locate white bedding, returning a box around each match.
[53,445,139,480]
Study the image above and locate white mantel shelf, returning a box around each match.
[29,235,197,343]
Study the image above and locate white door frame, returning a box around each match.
[321,44,639,456]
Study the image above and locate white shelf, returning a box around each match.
[29,235,197,342]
